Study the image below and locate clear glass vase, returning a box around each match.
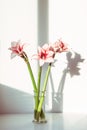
[32,91,47,123]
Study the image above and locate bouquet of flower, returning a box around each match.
[9,39,68,123]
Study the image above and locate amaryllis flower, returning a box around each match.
[57,40,68,53]
[55,40,68,53]
[33,44,55,66]
[9,40,25,58]
[50,40,68,53]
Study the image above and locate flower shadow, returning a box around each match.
[49,51,85,112]
[66,51,84,77]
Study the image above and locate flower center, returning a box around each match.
[41,51,47,59]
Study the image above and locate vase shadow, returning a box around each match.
[48,51,85,113]
[50,68,67,113]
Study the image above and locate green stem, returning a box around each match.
[34,66,42,112]
[34,66,42,120]
[25,59,37,92]
[37,66,42,105]
[42,64,51,92]
[37,63,51,112]
[25,59,39,112]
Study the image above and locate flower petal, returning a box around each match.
[39,59,44,66]
[11,52,17,59]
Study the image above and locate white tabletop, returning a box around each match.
[0,113,87,130]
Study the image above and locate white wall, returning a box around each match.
[0,0,38,92]
[0,0,38,113]
[48,0,87,113]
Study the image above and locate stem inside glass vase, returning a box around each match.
[33,91,47,123]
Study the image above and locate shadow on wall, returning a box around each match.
[0,84,34,114]
[49,51,85,113]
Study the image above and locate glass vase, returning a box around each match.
[32,91,47,123]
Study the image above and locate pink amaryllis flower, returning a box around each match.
[50,39,68,53]
[9,40,26,59]
[33,44,55,66]
[57,40,68,53]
